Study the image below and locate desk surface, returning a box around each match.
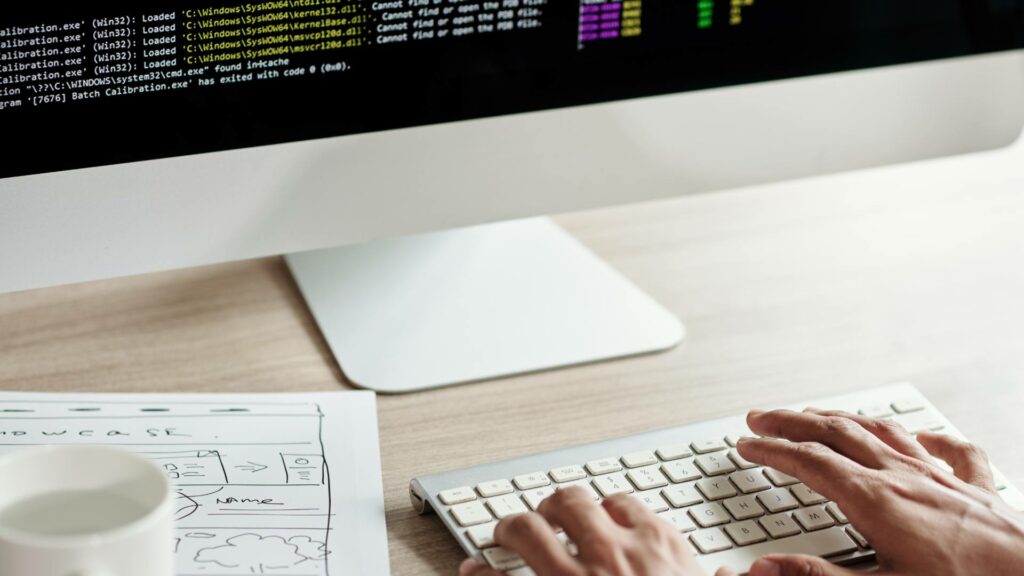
[2,141,1024,575]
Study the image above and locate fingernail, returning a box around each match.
[748,409,766,418]
[459,558,482,575]
[748,558,781,576]
[736,435,758,445]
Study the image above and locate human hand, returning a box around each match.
[458,486,720,576]
[457,408,1024,576]
[737,408,1024,576]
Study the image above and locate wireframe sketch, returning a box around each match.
[195,533,329,572]
[0,399,335,575]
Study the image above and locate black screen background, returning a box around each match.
[1,0,1022,179]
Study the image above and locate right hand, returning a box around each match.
[737,408,1024,576]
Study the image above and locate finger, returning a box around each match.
[601,493,660,529]
[459,558,502,576]
[714,569,740,576]
[600,493,708,570]
[747,409,895,469]
[736,437,872,506]
[494,513,581,575]
[805,408,932,462]
[602,495,706,574]
[748,555,860,576]
[537,487,619,556]
[917,432,997,492]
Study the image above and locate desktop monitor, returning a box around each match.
[1,2,1023,391]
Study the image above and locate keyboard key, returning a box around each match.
[438,486,476,505]
[477,479,514,498]
[730,470,772,494]
[507,568,536,576]
[483,546,526,571]
[696,453,737,476]
[757,488,800,513]
[696,477,738,501]
[593,473,634,497]
[695,527,858,574]
[621,451,658,468]
[586,457,623,476]
[632,490,670,513]
[858,404,894,419]
[627,466,669,491]
[662,459,702,483]
[486,494,529,520]
[728,450,758,470]
[846,526,871,549]
[725,433,748,447]
[418,385,1022,576]
[658,508,697,532]
[723,495,764,520]
[892,398,925,414]
[550,465,587,483]
[692,439,728,454]
[513,472,550,490]
[662,482,704,508]
[466,521,498,548]
[689,503,732,527]
[451,501,493,527]
[691,528,733,553]
[764,468,800,487]
[895,411,945,434]
[725,520,768,546]
[657,444,693,461]
[759,512,802,538]
[791,483,827,506]
[522,486,556,510]
[826,502,848,524]
[556,479,600,500]
[793,505,835,531]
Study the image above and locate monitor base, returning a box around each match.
[286,218,684,393]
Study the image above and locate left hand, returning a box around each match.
[458,486,720,576]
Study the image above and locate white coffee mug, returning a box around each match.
[0,445,174,576]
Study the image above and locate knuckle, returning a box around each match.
[905,458,934,476]
[794,441,830,459]
[961,441,988,461]
[878,473,916,500]
[822,416,859,437]
[877,418,908,435]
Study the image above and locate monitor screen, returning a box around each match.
[2,1,1022,179]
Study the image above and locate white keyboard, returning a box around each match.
[410,384,1024,575]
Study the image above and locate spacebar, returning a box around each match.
[695,528,859,575]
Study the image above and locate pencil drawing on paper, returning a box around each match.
[195,533,329,572]
[0,399,336,575]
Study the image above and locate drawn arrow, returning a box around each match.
[233,461,268,473]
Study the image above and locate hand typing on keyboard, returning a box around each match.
[458,408,1024,576]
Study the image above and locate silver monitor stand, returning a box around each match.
[3,53,1021,394]
[282,52,1024,393]
[287,218,683,393]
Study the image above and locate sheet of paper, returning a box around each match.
[0,390,390,576]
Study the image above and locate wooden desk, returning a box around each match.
[2,142,1023,575]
